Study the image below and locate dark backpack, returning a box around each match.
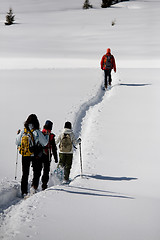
[59,133,72,152]
[43,133,54,155]
[103,55,112,70]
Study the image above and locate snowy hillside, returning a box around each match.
[0,0,160,239]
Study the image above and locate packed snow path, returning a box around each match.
[1,69,160,240]
[0,79,117,220]
[0,77,130,240]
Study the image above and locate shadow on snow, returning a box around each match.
[78,174,138,181]
[48,185,134,200]
[119,83,151,87]
[0,81,140,215]
[48,174,137,200]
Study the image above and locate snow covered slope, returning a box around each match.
[0,0,160,239]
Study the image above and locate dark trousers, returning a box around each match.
[104,69,112,87]
[21,156,32,195]
[59,153,73,181]
[21,156,42,195]
[40,154,51,189]
[32,157,42,189]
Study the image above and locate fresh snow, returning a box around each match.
[0,0,160,239]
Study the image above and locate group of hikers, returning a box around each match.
[16,48,116,198]
[16,114,81,198]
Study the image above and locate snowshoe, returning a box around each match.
[53,166,64,182]
[62,179,71,185]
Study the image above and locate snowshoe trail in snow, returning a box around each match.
[0,78,119,228]
[0,181,21,214]
[72,82,116,138]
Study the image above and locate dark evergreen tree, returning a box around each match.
[5,8,15,25]
[101,0,129,8]
[83,0,93,9]
[101,0,113,8]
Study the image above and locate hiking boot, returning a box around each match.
[30,186,37,195]
[62,180,69,184]
[22,193,27,198]
[42,184,48,191]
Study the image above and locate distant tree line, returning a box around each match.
[83,0,129,9]
[101,0,129,8]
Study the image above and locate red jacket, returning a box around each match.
[42,129,58,163]
[101,53,116,72]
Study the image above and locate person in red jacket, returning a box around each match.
[40,120,58,190]
[100,48,116,89]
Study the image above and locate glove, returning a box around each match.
[17,129,21,134]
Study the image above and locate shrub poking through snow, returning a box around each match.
[5,8,15,25]
[83,0,93,9]
[111,19,116,26]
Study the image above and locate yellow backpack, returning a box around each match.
[19,128,35,157]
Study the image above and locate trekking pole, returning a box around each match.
[15,129,21,181]
[48,132,53,177]
[48,133,51,162]
[15,147,19,180]
[79,142,83,177]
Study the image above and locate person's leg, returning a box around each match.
[31,157,42,190]
[64,154,73,181]
[108,69,112,85]
[104,70,108,88]
[41,155,50,190]
[58,153,66,168]
[21,156,31,195]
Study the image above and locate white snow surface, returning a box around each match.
[0,0,160,239]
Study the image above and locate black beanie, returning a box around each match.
[64,121,72,129]
[44,120,53,130]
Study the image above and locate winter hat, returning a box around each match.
[64,121,72,129]
[107,48,111,53]
[44,120,53,130]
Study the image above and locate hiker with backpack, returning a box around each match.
[56,121,81,183]
[100,48,116,89]
[39,120,58,190]
[16,114,49,197]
